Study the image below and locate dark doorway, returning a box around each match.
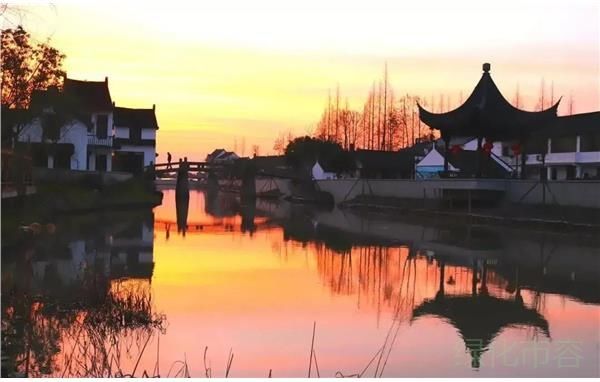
[96,154,107,171]
[113,152,144,174]
[566,166,575,180]
[55,151,71,169]
[97,115,108,138]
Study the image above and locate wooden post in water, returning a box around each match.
[240,159,256,204]
[176,160,189,199]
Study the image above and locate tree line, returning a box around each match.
[313,64,436,152]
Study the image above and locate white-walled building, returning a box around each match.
[14,76,115,171]
[312,160,337,180]
[113,106,159,173]
[206,149,239,164]
[524,112,600,180]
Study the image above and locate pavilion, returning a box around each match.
[418,63,560,178]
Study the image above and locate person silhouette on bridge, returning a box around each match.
[167,152,172,169]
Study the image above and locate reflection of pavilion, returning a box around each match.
[411,260,550,369]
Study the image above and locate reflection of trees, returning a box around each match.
[2,276,165,377]
[314,245,423,322]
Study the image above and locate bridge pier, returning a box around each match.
[240,161,256,204]
[176,161,189,198]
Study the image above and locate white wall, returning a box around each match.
[142,128,156,140]
[312,161,336,180]
[416,147,457,170]
[18,117,88,170]
[115,127,129,139]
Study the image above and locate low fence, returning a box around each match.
[316,178,600,209]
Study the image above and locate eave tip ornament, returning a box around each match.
[483,63,491,73]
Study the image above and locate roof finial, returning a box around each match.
[483,63,491,73]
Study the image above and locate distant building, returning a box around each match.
[524,112,600,180]
[311,160,337,180]
[113,106,159,174]
[205,149,239,164]
[353,149,415,179]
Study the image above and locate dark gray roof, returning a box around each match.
[418,63,559,140]
[353,149,415,172]
[114,106,159,130]
[532,111,600,138]
[63,77,113,111]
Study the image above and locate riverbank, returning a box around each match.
[1,179,162,245]
[340,195,600,232]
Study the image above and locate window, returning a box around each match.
[42,114,61,141]
[502,145,510,157]
[96,115,108,139]
[96,154,107,171]
[580,133,600,152]
[551,136,576,153]
[130,126,141,142]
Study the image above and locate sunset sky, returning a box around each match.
[4,0,599,160]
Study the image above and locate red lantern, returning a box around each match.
[483,141,493,155]
[450,145,462,155]
[511,143,522,156]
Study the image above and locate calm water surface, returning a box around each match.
[2,189,599,377]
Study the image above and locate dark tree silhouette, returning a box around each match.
[1,26,65,109]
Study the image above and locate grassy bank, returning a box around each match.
[1,179,162,245]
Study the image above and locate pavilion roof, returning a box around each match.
[418,63,560,140]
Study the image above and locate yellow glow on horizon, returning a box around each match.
[4,1,598,160]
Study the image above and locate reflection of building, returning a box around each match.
[27,210,155,293]
[110,212,155,279]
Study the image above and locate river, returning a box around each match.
[2,188,599,377]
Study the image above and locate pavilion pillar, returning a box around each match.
[520,139,527,179]
[436,260,445,300]
[443,133,450,172]
[471,259,478,296]
[476,136,483,178]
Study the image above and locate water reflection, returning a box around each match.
[3,189,599,377]
[1,211,164,377]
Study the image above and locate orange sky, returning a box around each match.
[4,0,599,160]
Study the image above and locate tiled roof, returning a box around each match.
[114,106,159,130]
[63,77,113,111]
